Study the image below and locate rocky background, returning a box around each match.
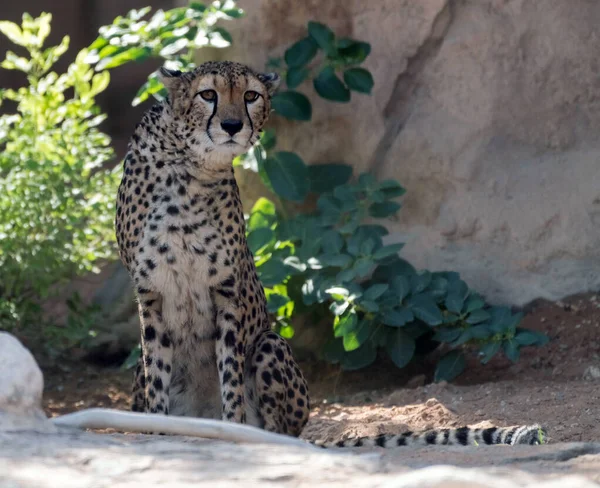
[205,0,600,306]
[1,0,599,328]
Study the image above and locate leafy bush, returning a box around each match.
[246,174,549,380]
[89,3,548,380]
[0,13,119,331]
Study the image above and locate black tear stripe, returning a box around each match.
[205,83,218,143]
[243,80,255,145]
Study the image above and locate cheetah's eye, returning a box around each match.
[244,91,260,102]
[198,90,217,102]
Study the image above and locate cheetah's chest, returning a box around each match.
[140,196,233,330]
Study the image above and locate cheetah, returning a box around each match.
[84,60,547,449]
[115,61,309,436]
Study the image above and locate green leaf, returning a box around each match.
[267,293,290,313]
[369,201,401,218]
[313,66,350,102]
[434,351,466,382]
[469,324,492,339]
[432,327,462,343]
[466,309,491,325]
[359,300,379,313]
[222,8,244,18]
[320,230,344,254]
[514,328,549,347]
[336,268,356,283]
[372,326,392,347]
[343,68,374,94]
[133,75,167,106]
[488,306,514,334]
[317,253,353,268]
[373,258,416,282]
[408,294,443,326]
[325,286,354,299]
[308,163,353,193]
[209,27,233,47]
[0,21,25,46]
[373,243,404,261]
[503,339,520,363]
[248,197,276,230]
[378,179,406,199]
[386,329,415,369]
[480,342,500,364]
[360,238,377,257]
[284,36,318,67]
[352,258,374,278]
[97,46,152,70]
[121,343,141,370]
[411,271,432,294]
[443,312,461,324]
[330,300,350,317]
[260,128,277,151]
[284,256,307,273]
[341,341,377,370]
[257,258,290,287]
[451,329,473,346]
[445,291,465,315]
[334,311,358,338]
[88,36,108,51]
[263,152,309,202]
[343,319,371,352]
[271,91,312,121]
[278,323,295,339]
[359,224,389,237]
[381,307,414,327]
[337,39,371,63]
[286,66,309,89]
[247,227,274,253]
[464,295,485,313]
[363,284,389,301]
[307,21,335,55]
[391,276,410,302]
[159,38,189,57]
[317,194,342,214]
[505,311,523,334]
[428,276,449,301]
[189,2,207,11]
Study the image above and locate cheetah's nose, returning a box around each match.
[221,119,243,136]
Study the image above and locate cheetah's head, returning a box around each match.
[158,61,280,163]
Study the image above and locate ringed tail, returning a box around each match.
[313,424,547,448]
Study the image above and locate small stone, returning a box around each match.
[406,374,427,389]
[583,365,600,381]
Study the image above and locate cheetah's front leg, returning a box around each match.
[136,289,173,415]
[213,292,247,424]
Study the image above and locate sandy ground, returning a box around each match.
[38,291,600,445]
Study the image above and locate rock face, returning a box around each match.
[0,332,55,432]
[201,0,600,305]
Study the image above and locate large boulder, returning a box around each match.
[199,0,600,305]
[0,332,55,432]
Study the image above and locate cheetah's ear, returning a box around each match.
[257,72,281,97]
[157,67,183,91]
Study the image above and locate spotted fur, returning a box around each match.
[115,60,547,448]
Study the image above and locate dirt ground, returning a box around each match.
[41,292,600,445]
